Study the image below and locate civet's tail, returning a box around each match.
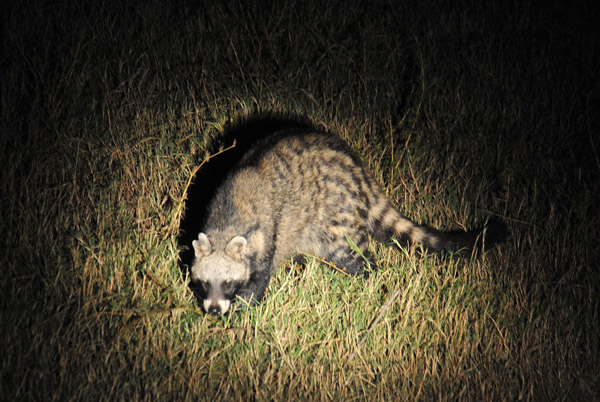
[368,200,508,253]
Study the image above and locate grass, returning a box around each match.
[1,0,599,400]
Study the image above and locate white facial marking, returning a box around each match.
[218,299,231,314]
[203,298,231,315]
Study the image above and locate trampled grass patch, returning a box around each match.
[1,0,598,400]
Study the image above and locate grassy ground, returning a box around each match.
[2,0,599,400]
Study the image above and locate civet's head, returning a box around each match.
[191,233,249,315]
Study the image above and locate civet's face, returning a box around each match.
[191,233,249,315]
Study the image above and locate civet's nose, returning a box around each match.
[208,304,221,315]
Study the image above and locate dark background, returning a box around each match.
[1,0,599,399]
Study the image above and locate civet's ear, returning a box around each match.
[225,236,247,261]
[192,233,212,258]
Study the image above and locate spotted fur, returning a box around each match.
[191,128,507,314]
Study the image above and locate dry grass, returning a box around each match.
[1,0,599,400]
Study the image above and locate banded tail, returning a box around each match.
[368,201,508,253]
